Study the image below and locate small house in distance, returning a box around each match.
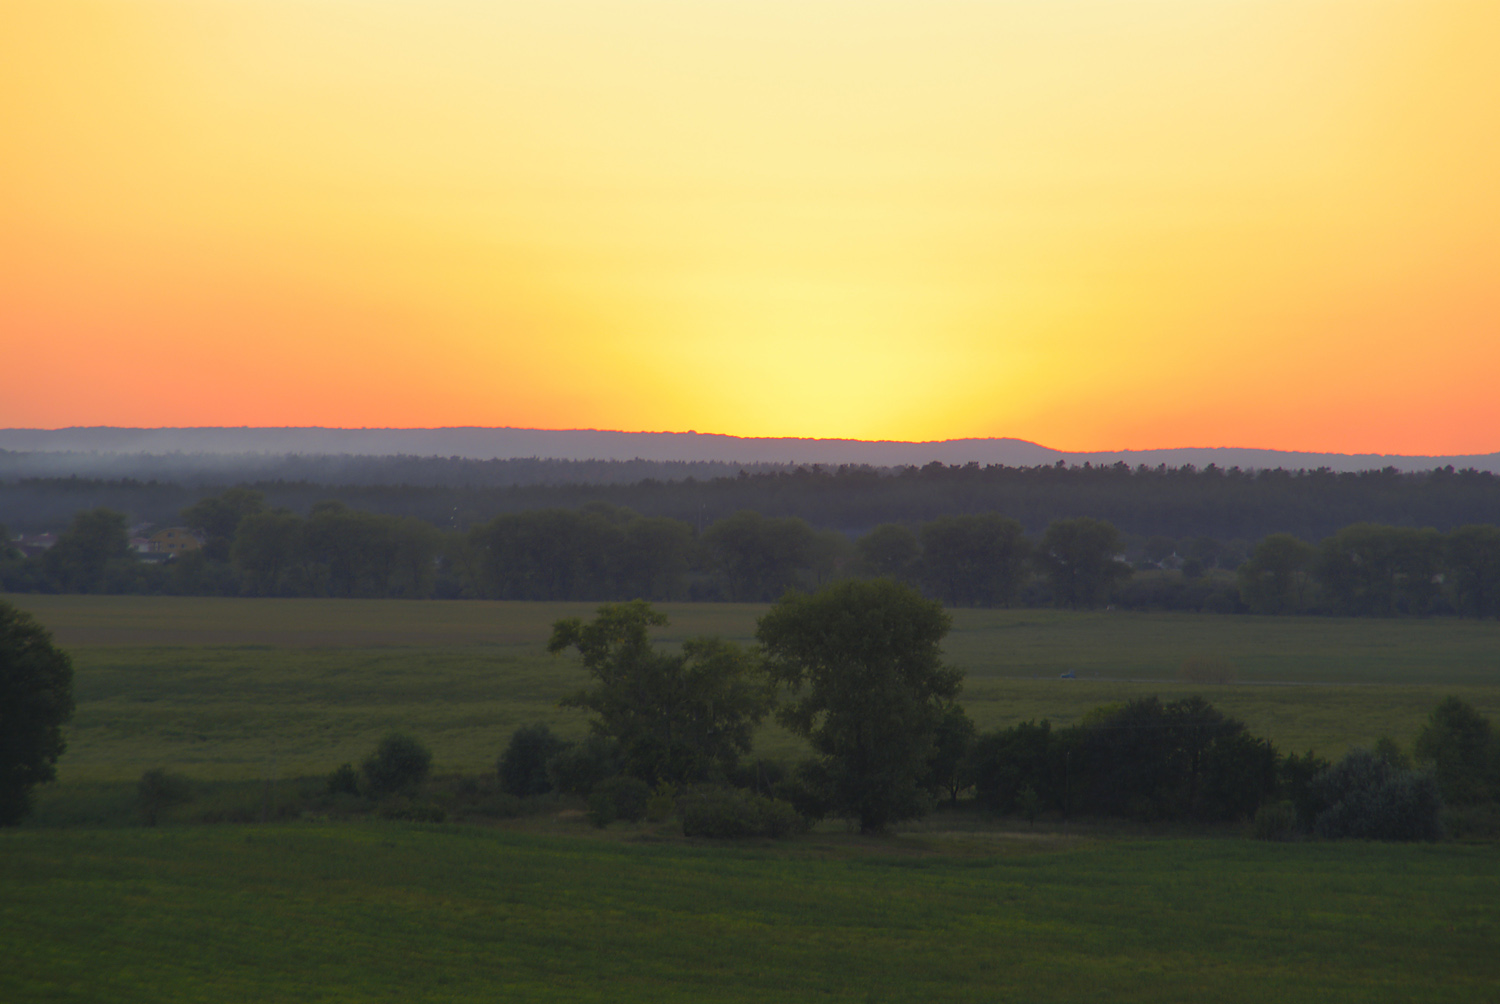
[149,527,203,556]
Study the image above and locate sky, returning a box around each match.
[3,1,1498,453]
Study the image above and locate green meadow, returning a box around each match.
[3,824,1497,1003]
[6,595,1500,1002]
[8,594,1498,792]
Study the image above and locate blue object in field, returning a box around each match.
[1059,671,1075,679]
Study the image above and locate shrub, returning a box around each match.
[1277,749,1331,830]
[546,737,620,796]
[1252,800,1298,841]
[1309,749,1443,841]
[773,760,832,823]
[586,791,617,828]
[498,724,568,797]
[1442,803,1500,840]
[327,762,360,796]
[645,782,677,822]
[137,769,193,826]
[595,775,651,823]
[361,733,432,795]
[679,786,805,839]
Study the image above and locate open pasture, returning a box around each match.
[2,825,1496,1003]
[8,594,1500,790]
[12,594,1500,686]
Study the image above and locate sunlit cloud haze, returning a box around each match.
[3,1,1498,452]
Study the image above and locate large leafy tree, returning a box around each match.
[0,601,75,824]
[42,508,132,593]
[855,523,921,584]
[1237,533,1316,614]
[920,512,1030,607]
[181,488,267,561]
[1414,697,1496,805]
[1316,523,1444,617]
[1036,517,1130,608]
[550,601,771,785]
[1444,525,1500,619]
[703,510,816,601]
[756,579,962,832]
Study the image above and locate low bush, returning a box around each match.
[645,783,676,822]
[586,791,616,829]
[595,776,651,824]
[1252,800,1298,841]
[1442,802,1500,840]
[498,725,568,797]
[361,734,432,795]
[772,761,832,823]
[327,762,360,796]
[679,786,805,839]
[546,737,620,796]
[1309,749,1443,842]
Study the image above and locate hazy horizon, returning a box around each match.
[4,426,1498,475]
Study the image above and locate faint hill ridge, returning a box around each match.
[0,426,1497,474]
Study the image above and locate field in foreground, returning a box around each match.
[3,825,1496,1003]
[6,594,1499,792]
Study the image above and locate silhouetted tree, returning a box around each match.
[757,580,961,832]
[1237,533,1316,614]
[703,510,815,601]
[550,601,772,785]
[920,513,1030,607]
[855,523,921,583]
[1037,517,1130,607]
[0,600,75,825]
[43,508,133,593]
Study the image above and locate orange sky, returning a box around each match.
[3,1,1498,453]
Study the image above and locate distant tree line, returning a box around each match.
[5,460,1500,542]
[5,490,1500,619]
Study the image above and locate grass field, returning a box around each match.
[6,595,1499,1003]
[2,824,1496,1003]
[6,594,1500,793]
[14,594,1500,686]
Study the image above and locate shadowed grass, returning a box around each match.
[1,825,1496,1003]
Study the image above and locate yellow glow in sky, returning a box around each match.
[3,1,1498,452]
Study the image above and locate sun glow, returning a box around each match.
[3,1,1498,451]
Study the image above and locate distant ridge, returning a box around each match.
[1,426,1497,474]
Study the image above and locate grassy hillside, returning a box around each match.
[3,825,1496,1003]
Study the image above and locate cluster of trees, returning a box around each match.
[7,458,1500,546]
[7,488,1500,619]
[1237,523,1500,617]
[1,493,1134,608]
[507,585,1500,839]
[508,582,963,834]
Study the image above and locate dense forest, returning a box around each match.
[3,460,1499,541]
